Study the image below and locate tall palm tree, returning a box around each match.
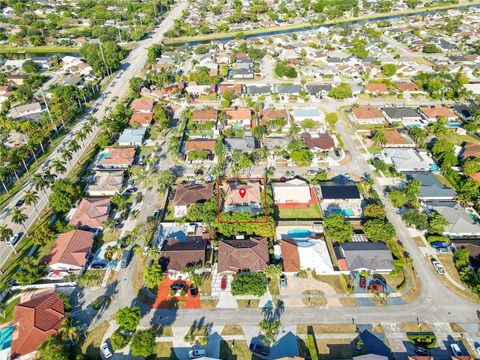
[59,319,79,343]
[67,140,81,153]
[75,129,87,143]
[60,147,73,165]
[0,226,13,244]
[31,171,55,197]
[11,208,28,234]
[22,190,40,220]
[51,159,66,175]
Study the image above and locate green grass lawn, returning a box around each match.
[0,297,20,325]
[276,203,322,220]
[440,129,480,146]
[368,145,382,154]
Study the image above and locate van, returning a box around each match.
[121,248,132,268]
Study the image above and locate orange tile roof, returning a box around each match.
[99,147,135,166]
[463,143,480,158]
[225,107,252,121]
[470,172,480,182]
[280,240,301,272]
[219,84,242,95]
[420,106,456,118]
[184,139,215,152]
[11,292,64,358]
[395,82,420,92]
[218,237,269,273]
[192,109,217,122]
[381,129,410,145]
[45,230,94,268]
[223,182,261,205]
[130,97,154,112]
[69,197,111,229]
[365,83,389,93]
[352,106,384,119]
[129,112,154,126]
[259,109,289,124]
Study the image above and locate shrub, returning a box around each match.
[426,235,449,243]
[231,273,266,296]
[307,333,319,360]
[180,289,187,297]
[110,330,131,350]
[407,334,437,349]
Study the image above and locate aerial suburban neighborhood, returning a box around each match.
[1,0,480,359]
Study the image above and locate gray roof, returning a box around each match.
[404,172,455,200]
[340,242,394,272]
[117,127,147,145]
[382,107,421,120]
[305,84,332,95]
[8,102,43,119]
[225,136,255,152]
[262,136,293,150]
[383,148,430,171]
[277,85,303,94]
[245,84,272,95]
[427,201,480,236]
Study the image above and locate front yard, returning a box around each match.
[275,203,322,220]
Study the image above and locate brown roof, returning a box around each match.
[184,139,215,152]
[352,106,384,120]
[381,129,410,146]
[365,83,389,93]
[225,107,252,121]
[420,106,456,118]
[159,237,208,271]
[218,83,242,95]
[192,109,217,122]
[462,143,480,158]
[302,133,335,150]
[129,112,154,126]
[11,292,65,358]
[223,182,261,205]
[259,109,289,125]
[69,197,111,229]
[130,97,154,112]
[217,237,269,273]
[173,183,214,206]
[99,147,135,166]
[280,240,301,272]
[45,230,94,268]
[395,82,420,92]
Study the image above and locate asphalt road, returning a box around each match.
[0,1,189,268]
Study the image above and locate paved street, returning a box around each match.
[0,0,189,268]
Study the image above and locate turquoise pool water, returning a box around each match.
[331,209,355,217]
[98,152,109,161]
[287,229,312,239]
[0,325,14,350]
[430,164,440,171]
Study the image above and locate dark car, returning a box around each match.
[359,276,367,288]
[170,283,186,292]
[91,262,107,269]
[15,199,24,208]
[415,347,430,356]
[249,343,270,356]
[430,241,449,249]
[189,286,198,297]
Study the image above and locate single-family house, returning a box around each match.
[129,112,154,127]
[184,139,216,159]
[351,107,386,125]
[305,84,332,98]
[218,83,242,97]
[10,291,65,359]
[461,143,480,159]
[192,109,218,123]
[404,172,455,201]
[281,239,334,275]
[245,84,273,97]
[8,102,44,121]
[382,107,424,127]
[426,201,480,238]
[69,197,111,231]
[186,84,212,97]
[262,136,293,153]
[379,129,415,148]
[302,133,335,152]
[224,107,253,129]
[117,128,147,146]
[85,171,124,197]
[292,109,325,129]
[365,83,389,95]
[276,84,303,96]
[217,237,269,273]
[395,82,422,93]
[223,182,262,213]
[97,147,135,169]
[337,242,395,273]
[383,148,431,172]
[159,237,208,274]
[130,97,154,113]
[225,136,256,153]
[419,106,458,122]
[172,183,214,218]
[319,177,362,218]
[45,230,94,274]
[259,109,290,133]
[271,178,312,207]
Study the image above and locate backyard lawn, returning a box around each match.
[276,203,322,220]
[440,129,480,146]
[0,297,20,325]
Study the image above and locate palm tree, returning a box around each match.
[60,147,73,165]
[11,208,28,234]
[51,159,66,175]
[22,190,40,220]
[31,171,55,197]
[372,132,387,147]
[0,226,13,244]
[67,140,81,153]
[59,319,79,343]
[75,129,87,143]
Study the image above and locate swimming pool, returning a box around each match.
[98,152,109,161]
[287,228,312,239]
[0,325,14,351]
[331,209,355,217]
[430,164,440,171]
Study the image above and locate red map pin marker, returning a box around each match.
[239,188,246,198]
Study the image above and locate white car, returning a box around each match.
[100,342,112,358]
[432,259,446,275]
[188,348,206,359]
[450,343,462,357]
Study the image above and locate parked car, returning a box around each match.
[432,259,446,275]
[170,283,186,292]
[188,348,206,359]
[220,276,227,290]
[430,241,449,250]
[307,170,317,176]
[476,345,480,357]
[100,342,112,358]
[359,275,367,288]
[120,248,133,268]
[415,347,430,356]
[279,274,287,289]
[91,262,107,270]
[249,343,270,356]
[8,232,24,246]
[124,187,137,195]
[450,343,462,357]
[15,199,24,208]
[189,285,198,297]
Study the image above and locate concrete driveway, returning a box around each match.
[280,275,342,308]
